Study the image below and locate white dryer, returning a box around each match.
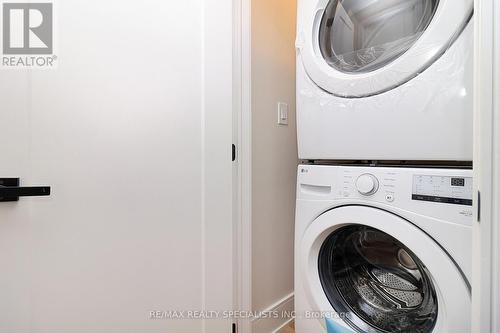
[296,0,473,161]
[295,165,473,333]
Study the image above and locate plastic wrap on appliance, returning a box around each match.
[297,21,473,113]
[324,33,424,74]
[296,0,474,100]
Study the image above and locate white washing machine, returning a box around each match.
[296,0,473,161]
[295,165,473,333]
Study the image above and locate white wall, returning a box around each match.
[251,0,297,332]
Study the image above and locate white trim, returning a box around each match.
[492,1,500,328]
[251,293,295,333]
[273,318,294,333]
[233,0,242,321]
[235,0,253,332]
[472,0,498,331]
[202,0,235,332]
[251,293,295,323]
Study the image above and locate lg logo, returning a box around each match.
[2,3,53,54]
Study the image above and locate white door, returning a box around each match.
[0,1,234,332]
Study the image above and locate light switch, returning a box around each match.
[277,102,289,126]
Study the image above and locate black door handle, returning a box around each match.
[0,178,51,202]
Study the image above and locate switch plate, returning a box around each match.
[277,102,289,125]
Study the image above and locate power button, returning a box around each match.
[386,194,395,203]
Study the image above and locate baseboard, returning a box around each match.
[273,318,294,333]
[251,293,294,333]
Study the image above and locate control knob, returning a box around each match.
[356,174,379,196]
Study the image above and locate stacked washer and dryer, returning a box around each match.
[294,1,474,333]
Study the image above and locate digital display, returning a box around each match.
[451,178,465,187]
[413,175,473,206]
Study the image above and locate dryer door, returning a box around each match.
[297,0,473,97]
[299,206,470,333]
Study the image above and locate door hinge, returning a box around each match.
[232,322,237,333]
[232,144,237,162]
[477,190,481,222]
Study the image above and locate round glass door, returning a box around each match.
[318,225,438,333]
[319,0,439,73]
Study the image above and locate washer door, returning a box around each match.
[319,226,438,332]
[300,206,470,333]
[298,0,473,97]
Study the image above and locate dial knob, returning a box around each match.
[356,174,379,196]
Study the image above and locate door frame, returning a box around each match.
[472,0,500,331]
[233,0,253,332]
[198,0,238,331]
[233,0,500,332]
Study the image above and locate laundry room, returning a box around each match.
[0,1,498,333]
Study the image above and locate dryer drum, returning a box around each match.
[319,0,439,73]
[318,225,438,333]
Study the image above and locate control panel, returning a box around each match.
[412,175,473,206]
[340,169,398,203]
[297,165,474,226]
